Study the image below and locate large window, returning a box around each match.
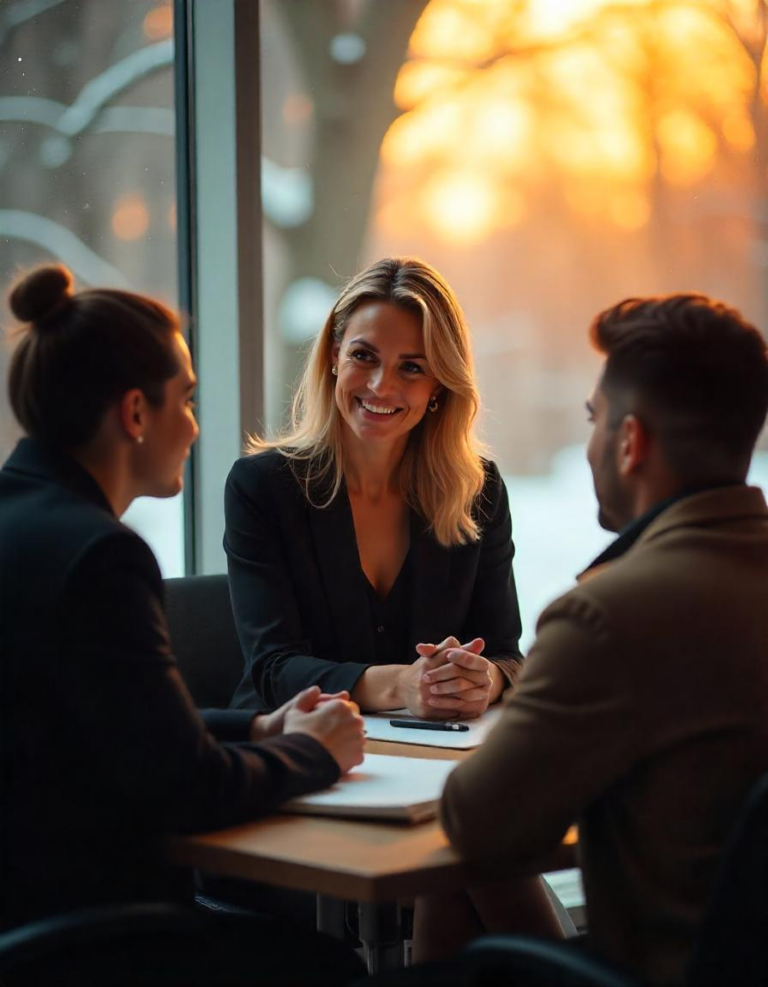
[0,0,183,575]
[260,0,768,646]
[4,0,768,613]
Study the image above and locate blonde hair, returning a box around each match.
[248,257,488,546]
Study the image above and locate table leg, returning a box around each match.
[316,896,408,973]
[316,893,346,939]
[358,902,405,975]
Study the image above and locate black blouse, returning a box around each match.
[363,554,413,666]
[225,450,524,711]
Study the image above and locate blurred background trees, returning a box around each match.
[262,0,768,470]
[3,0,768,623]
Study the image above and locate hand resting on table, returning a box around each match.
[250,686,365,774]
[406,636,505,719]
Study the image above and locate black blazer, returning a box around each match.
[0,439,338,929]
[225,450,523,711]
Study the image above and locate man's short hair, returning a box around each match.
[590,293,768,483]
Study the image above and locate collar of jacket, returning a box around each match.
[2,437,115,516]
[577,484,767,584]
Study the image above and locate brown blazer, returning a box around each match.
[441,485,768,985]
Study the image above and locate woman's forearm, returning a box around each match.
[352,655,507,716]
[351,664,406,711]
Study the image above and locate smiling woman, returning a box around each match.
[225,256,524,718]
[332,301,440,459]
[224,255,565,955]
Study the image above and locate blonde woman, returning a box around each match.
[225,257,523,718]
[224,257,568,955]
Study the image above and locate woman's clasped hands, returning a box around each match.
[249,686,365,774]
[399,636,505,720]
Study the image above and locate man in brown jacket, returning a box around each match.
[438,293,768,985]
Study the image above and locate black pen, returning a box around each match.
[389,719,469,732]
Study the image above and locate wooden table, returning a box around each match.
[168,740,578,971]
[170,811,576,972]
[170,730,576,901]
[170,809,576,905]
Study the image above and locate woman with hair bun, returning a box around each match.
[227,257,523,718]
[0,265,364,983]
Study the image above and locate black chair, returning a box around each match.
[0,902,219,986]
[463,935,636,987]
[0,901,366,986]
[165,575,312,922]
[686,771,768,987]
[462,771,768,987]
[164,574,244,709]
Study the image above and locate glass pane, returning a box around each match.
[0,0,183,576]
[260,0,768,648]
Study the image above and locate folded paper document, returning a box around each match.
[284,753,459,823]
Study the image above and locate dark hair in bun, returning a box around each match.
[7,264,181,449]
[9,264,73,325]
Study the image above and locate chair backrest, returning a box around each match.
[164,574,244,709]
[687,771,768,987]
[464,935,637,987]
[0,902,211,986]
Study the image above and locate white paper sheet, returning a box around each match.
[362,707,502,749]
[284,753,459,823]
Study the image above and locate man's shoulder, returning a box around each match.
[638,485,768,547]
[609,487,768,588]
[537,579,614,643]
[538,492,768,653]
[536,549,664,645]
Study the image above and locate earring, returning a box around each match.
[331,366,338,376]
[136,435,145,445]
[428,396,439,413]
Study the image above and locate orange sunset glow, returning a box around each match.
[380,0,764,246]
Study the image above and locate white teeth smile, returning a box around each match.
[360,400,399,415]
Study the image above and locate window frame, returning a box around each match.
[174,0,265,575]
